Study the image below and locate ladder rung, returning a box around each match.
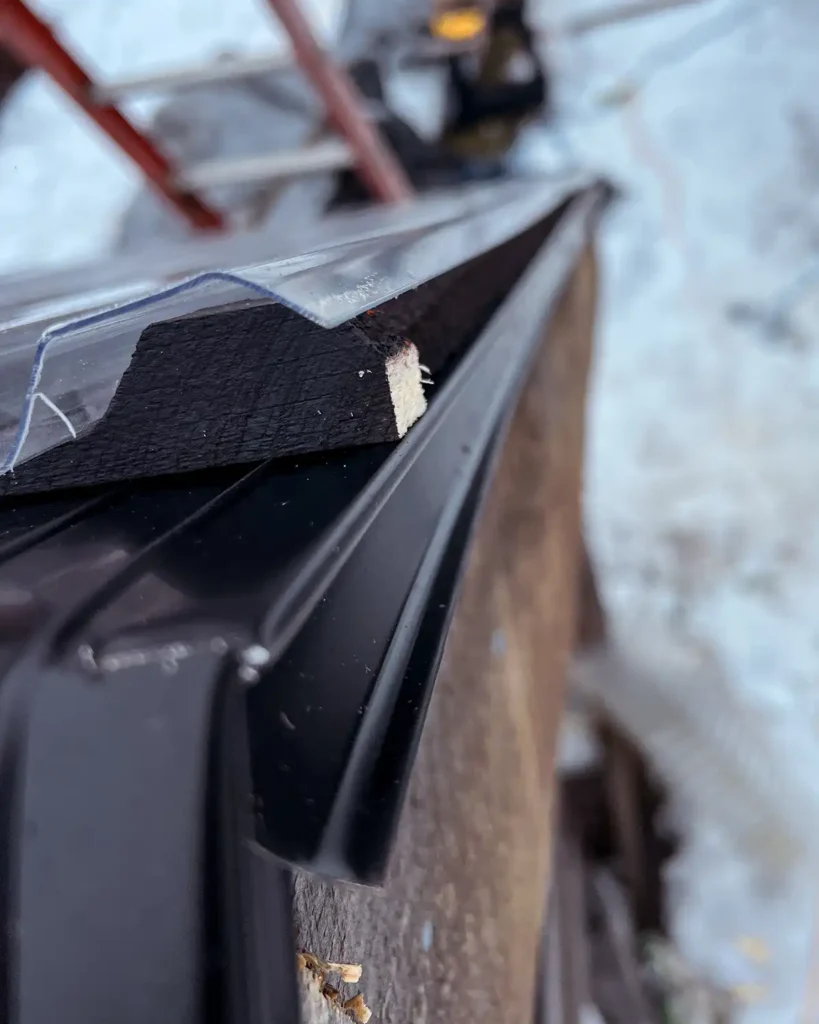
[176,139,355,190]
[402,37,483,64]
[92,51,294,103]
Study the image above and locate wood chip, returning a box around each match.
[326,961,363,984]
[343,993,373,1023]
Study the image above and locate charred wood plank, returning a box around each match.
[0,216,554,498]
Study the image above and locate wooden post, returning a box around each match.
[293,244,599,1024]
[576,517,667,937]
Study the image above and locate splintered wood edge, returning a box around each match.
[300,971,350,1024]
[298,959,373,1024]
[385,342,427,437]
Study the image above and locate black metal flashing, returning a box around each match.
[0,183,609,1024]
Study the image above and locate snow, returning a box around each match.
[3,0,819,1018]
[0,0,344,272]
[528,0,819,1018]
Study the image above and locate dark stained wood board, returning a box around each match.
[293,244,599,1024]
[0,212,560,499]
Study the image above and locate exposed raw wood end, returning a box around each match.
[385,342,427,437]
[299,969,351,1024]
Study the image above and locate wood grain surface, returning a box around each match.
[0,216,552,499]
[293,243,598,1024]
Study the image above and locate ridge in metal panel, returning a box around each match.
[0,191,608,1023]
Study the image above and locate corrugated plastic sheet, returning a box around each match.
[0,174,591,475]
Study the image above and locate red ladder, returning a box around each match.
[0,0,413,233]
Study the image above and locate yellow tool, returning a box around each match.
[429,6,487,42]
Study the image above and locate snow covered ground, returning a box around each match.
[529,0,819,1018]
[0,0,344,271]
[3,0,819,1019]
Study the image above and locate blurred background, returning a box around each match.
[2,0,819,1020]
